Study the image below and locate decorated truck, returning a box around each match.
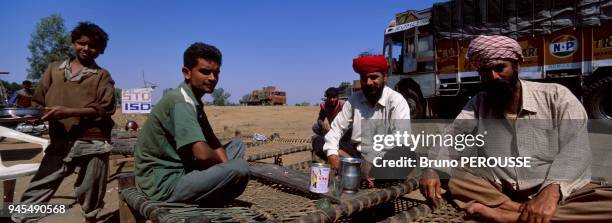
[384,0,612,123]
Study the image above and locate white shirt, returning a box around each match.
[323,86,411,162]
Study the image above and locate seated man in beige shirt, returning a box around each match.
[419,35,612,223]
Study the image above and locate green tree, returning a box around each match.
[0,80,22,94]
[295,101,311,106]
[163,88,175,96]
[240,94,250,105]
[338,81,351,90]
[338,81,352,97]
[0,80,26,106]
[212,88,231,106]
[27,14,72,80]
[357,50,376,57]
[114,88,122,107]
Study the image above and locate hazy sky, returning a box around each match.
[0,0,441,104]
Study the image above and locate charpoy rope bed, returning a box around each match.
[117,138,473,223]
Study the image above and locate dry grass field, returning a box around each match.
[112,105,319,140]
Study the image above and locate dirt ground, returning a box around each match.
[0,106,319,223]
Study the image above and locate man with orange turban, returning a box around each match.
[323,54,411,187]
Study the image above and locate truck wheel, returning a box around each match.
[400,88,424,118]
[584,76,612,122]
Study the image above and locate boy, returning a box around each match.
[14,22,115,223]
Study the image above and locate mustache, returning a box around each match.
[484,78,514,92]
[483,76,518,113]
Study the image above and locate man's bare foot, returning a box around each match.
[465,202,520,223]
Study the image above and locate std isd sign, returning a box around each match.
[122,88,153,114]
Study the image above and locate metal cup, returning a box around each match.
[339,157,362,194]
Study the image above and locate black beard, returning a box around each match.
[483,76,518,114]
[364,86,383,103]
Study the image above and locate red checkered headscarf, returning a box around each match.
[352,55,388,75]
[466,35,523,69]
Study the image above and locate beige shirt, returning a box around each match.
[323,86,411,162]
[434,80,591,201]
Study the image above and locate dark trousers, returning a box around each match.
[311,123,357,160]
[19,141,109,220]
[166,139,250,206]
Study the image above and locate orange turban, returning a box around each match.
[352,55,388,75]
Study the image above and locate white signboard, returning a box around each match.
[385,18,430,35]
[122,88,153,113]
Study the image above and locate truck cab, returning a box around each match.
[271,90,286,105]
[383,9,438,118]
[384,1,612,122]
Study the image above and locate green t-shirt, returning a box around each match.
[134,83,208,201]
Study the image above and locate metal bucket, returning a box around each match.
[339,157,362,194]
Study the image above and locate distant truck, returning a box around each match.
[0,71,10,107]
[240,86,286,105]
[383,0,612,122]
[325,82,354,101]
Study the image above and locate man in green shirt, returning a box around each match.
[134,42,249,205]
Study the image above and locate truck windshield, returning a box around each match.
[404,30,417,73]
[384,29,434,74]
[385,28,434,74]
[416,34,434,72]
[384,32,416,74]
[384,33,406,74]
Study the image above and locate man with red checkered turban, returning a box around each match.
[466,35,524,70]
[322,54,412,188]
[419,35,612,222]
